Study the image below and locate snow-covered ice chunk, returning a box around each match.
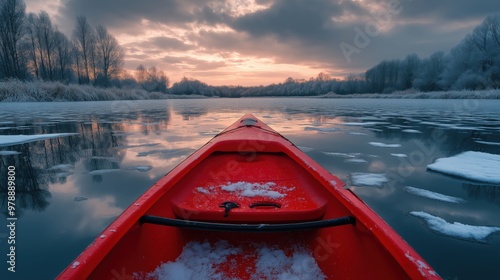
[427,151,500,184]
[323,152,357,158]
[410,211,500,242]
[405,187,466,203]
[369,142,402,148]
[348,131,368,136]
[221,181,286,199]
[345,158,367,163]
[350,173,388,187]
[391,153,408,158]
[402,129,422,134]
[0,133,78,147]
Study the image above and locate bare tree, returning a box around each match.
[0,0,26,79]
[53,29,73,82]
[72,16,93,84]
[94,25,123,86]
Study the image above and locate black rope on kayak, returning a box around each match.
[139,216,356,232]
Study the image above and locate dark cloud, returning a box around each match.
[47,0,500,83]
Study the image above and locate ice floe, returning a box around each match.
[390,153,408,158]
[350,173,388,187]
[0,133,78,147]
[73,197,88,202]
[323,152,357,158]
[410,211,500,242]
[148,241,325,280]
[475,140,500,146]
[297,146,314,152]
[405,187,466,203]
[427,151,500,184]
[402,129,422,134]
[345,158,367,163]
[369,142,402,148]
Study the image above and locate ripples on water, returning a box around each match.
[0,98,500,279]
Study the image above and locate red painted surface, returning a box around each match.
[57,114,441,280]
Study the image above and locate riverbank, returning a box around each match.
[1,80,500,101]
[318,89,500,99]
[0,80,207,102]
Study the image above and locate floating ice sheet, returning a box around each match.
[0,133,78,147]
[410,211,500,242]
[427,151,500,184]
[369,142,402,148]
[405,187,466,203]
[475,140,500,146]
[350,173,388,187]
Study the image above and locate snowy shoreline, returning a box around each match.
[1,80,500,102]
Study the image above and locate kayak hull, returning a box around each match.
[58,114,440,279]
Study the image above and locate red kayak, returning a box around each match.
[58,114,440,279]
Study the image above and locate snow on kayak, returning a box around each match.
[147,240,326,280]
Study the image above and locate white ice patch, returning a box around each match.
[405,187,466,203]
[345,158,367,163]
[402,129,422,134]
[390,153,408,158]
[0,133,78,147]
[71,261,80,268]
[410,211,500,242]
[369,142,402,148]
[148,241,326,280]
[221,182,287,199]
[196,187,211,194]
[427,151,500,184]
[350,173,388,187]
[475,140,500,146]
[323,152,357,158]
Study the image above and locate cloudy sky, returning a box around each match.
[24,0,500,86]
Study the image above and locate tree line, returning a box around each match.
[0,0,124,87]
[1,0,498,97]
[166,14,500,97]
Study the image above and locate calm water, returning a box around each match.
[0,98,500,279]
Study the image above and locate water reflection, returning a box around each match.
[0,99,499,279]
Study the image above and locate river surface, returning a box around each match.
[0,98,500,279]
